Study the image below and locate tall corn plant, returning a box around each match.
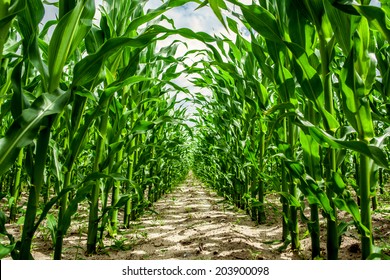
[239,0,389,259]
[327,0,390,259]
[0,0,96,259]
[50,0,215,258]
[61,0,200,257]
[0,0,205,260]
[201,0,389,259]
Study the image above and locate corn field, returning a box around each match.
[0,0,390,260]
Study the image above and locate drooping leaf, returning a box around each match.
[0,90,70,176]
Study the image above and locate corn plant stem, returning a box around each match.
[148,134,156,203]
[288,117,299,250]
[124,101,135,225]
[319,31,339,260]
[111,182,120,232]
[360,153,373,259]
[355,155,360,206]
[43,175,50,204]
[258,179,266,224]
[87,108,109,254]
[124,137,135,227]
[281,162,289,241]
[251,166,257,221]
[53,170,71,259]
[131,134,140,220]
[99,183,109,242]
[248,123,256,220]
[257,130,266,224]
[308,98,321,259]
[53,95,89,259]
[87,173,102,254]
[310,204,321,258]
[70,96,87,139]
[281,119,289,242]
[372,195,378,211]
[102,157,115,238]
[110,148,123,234]
[19,186,38,259]
[9,148,24,222]
[20,124,51,259]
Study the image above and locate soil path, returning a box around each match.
[88,172,293,260]
[6,172,373,260]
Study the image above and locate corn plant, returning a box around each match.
[0,0,205,260]
[1,0,389,261]
[196,0,390,260]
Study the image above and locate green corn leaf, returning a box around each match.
[131,120,155,135]
[14,0,47,84]
[367,253,390,260]
[285,42,323,104]
[58,184,93,235]
[251,41,273,81]
[340,47,375,141]
[331,171,346,195]
[226,16,239,34]
[208,0,227,29]
[338,221,353,239]
[73,24,219,88]
[0,0,26,26]
[278,192,301,207]
[48,0,94,92]
[305,176,334,218]
[275,65,296,103]
[46,214,57,246]
[113,194,132,209]
[0,90,70,176]
[126,0,200,32]
[72,36,156,87]
[59,0,76,18]
[296,116,388,168]
[241,5,283,43]
[264,102,296,116]
[333,197,371,237]
[324,0,354,54]
[50,141,63,186]
[82,172,129,184]
[300,130,321,180]
[284,159,335,220]
[332,1,390,42]
[17,0,44,34]
[0,244,15,259]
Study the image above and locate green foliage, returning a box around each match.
[1,0,389,261]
